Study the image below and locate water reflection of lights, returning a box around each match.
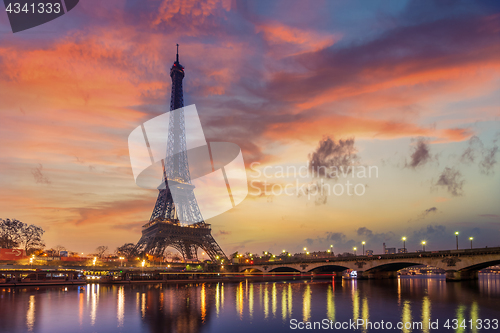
[79,286,84,327]
[26,295,35,332]
[361,297,369,333]
[264,283,269,319]
[237,282,244,318]
[141,293,146,318]
[302,284,311,322]
[455,305,466,333]
[221,283,225,310]
[215,283,220,317]
[470,301,479,333]
[90,284,99,326]
[401,300,412,333]
[10,276,500,332]
[249,283,254,320]
[201,283,206,323]
[326,284,335,321]
[272,283,277,318]
[398,277,401,305]
[281,284,287,321]
[136,292,140,312]
[352,286,359,322]
[117,286,125,327]
[421,296,431,333]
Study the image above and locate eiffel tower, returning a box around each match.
[135,45,228,262]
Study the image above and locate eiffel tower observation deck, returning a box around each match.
[135,45,228,262]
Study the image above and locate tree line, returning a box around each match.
[0,218,45,255]
[0,218,186,260]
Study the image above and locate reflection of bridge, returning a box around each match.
[236,247,500,281]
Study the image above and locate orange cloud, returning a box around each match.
[256,22,340,57]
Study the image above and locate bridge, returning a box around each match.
[235,247,500,281]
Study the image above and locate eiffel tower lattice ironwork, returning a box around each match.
[135,45,228,262]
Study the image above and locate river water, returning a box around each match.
[0,274,499,333]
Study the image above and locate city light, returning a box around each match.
[303,247,307,251]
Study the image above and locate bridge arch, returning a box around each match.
[460,259,500,272]
[365,262,424,273]
[307,264,350,273]
[269,266,301,273]
[241,268,263,273]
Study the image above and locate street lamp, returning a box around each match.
[421,241,426,252]
[455,232,459,250]
[402,237,406,253]
[362,241,365,255]
[141,260,145,276]
[303,247,307,252]
[469,237,473,249]
[353,247,357,256]
[119,256,124,267]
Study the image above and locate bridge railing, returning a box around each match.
[236,247,500,266]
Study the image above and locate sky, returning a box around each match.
[0,0,499,256]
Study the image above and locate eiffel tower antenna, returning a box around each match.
[176,43,179,63]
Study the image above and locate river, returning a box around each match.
[0,274,499,333]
